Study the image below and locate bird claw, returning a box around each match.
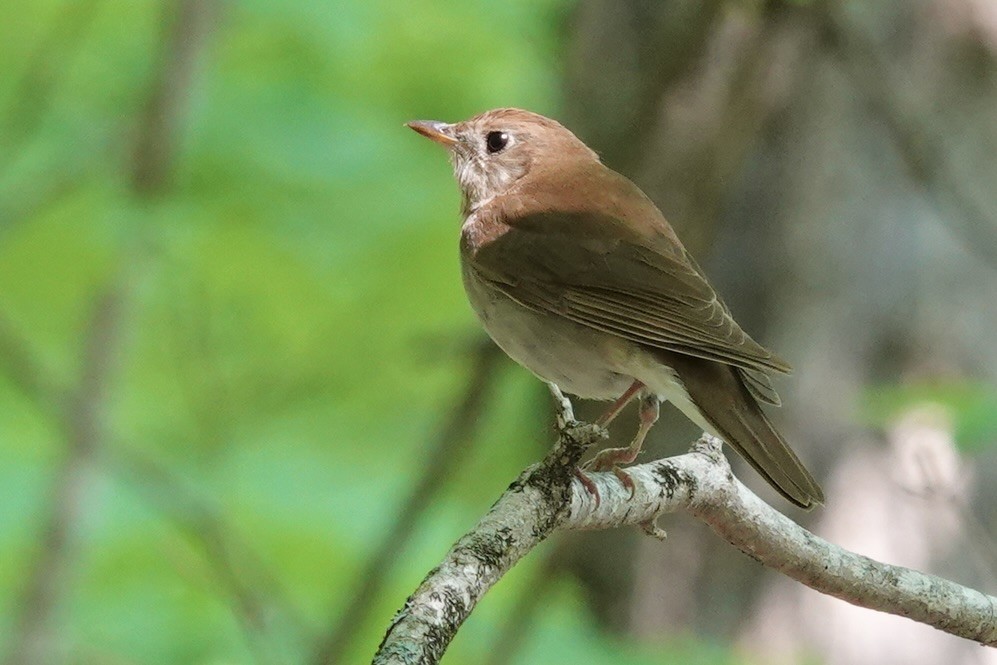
[574,467,601,507]
[583,447,639,499]
[611,466,636,499]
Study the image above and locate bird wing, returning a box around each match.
[464,167,791,388]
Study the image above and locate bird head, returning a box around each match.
[407,108,599,215]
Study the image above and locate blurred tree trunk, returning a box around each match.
[556,0,997,658]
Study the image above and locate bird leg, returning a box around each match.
[586,392,660,497]
[596,379,645,426]
[567,379,647,506]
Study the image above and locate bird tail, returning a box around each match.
[660,352,824,509]
[722,401,825,509]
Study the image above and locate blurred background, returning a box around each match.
[2,0,997,663]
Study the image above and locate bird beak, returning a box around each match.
[406,120,459,147]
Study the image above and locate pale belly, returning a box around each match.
[462,262,646,401]
[460,261,720,441]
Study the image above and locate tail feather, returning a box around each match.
[728,402,824,508]
[738,367,782,406]
[658,351,824,509]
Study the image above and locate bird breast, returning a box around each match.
[459,220,634,400]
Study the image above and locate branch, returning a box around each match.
[5,286,126,665]
[313,341,504,665]
[574,438,997,643]
[130,0,220,196]
[373,387,606,665]
[373,415,997,663]
[4,3,219,662]
[109,444,307,665]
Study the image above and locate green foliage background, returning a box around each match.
[0,1,737,663]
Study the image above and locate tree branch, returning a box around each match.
[373,400,997,664]
[3,2,220,662]
[130,0,220,196]
[313,341,504,665]
[5,286,126,665]
[373,388,606,665]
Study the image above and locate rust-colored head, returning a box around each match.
[407,108,599,212]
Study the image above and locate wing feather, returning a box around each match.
[465,165,791,387]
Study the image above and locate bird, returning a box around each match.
[407,108,824,508]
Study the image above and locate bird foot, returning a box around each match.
[611,465,636,499]
[573,467,601,507]
[585,445,640,472]
[584,446,641,498]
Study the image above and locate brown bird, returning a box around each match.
[407,108,823,508]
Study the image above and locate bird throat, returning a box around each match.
[451,152,520,216]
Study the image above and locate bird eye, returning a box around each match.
[485,131,509,153]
